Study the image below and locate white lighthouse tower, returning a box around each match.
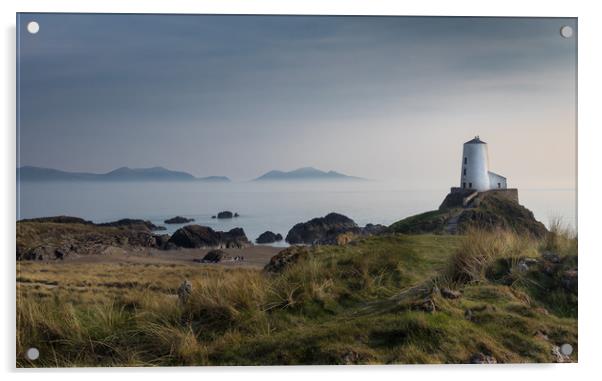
[460,136,507,191]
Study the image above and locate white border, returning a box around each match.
[2,1,600,380]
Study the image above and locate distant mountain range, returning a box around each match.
[17,166,230,182]
[254,167,363,181]
[17,166,364,182]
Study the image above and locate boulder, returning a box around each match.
[256,231,283,244]
[264,246,310,273]
[234,213,240,217]
[153,234,171,249]
[202,249,228,263]
[285,213,359,244]
[217,211,234,219]
[167,225,251,249]
[164,216,195,224]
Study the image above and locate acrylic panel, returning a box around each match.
[16,13,577,367]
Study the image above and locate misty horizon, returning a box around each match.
[17,14,576,190]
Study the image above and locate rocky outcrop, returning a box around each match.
[256,231,283,244]
[362,223,388,235]
[285,213,386,245]
[18,216,94,225]
[167,225,251,249]
[19,215,167,232]
[264,246,310,273]
[164,216,195,224]
[98,218,166,231]
[285,213,358,244]
[390,191,548,238]
[217,211,234,219]
[456,192,546,238]
[16,218,164,261]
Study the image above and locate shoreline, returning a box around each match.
[20,245,284,268]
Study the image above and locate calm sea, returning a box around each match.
[16,181,577,246]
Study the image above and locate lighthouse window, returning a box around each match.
[498,182,501,188]
[464,157,467,164]
[463,182,466,189]
[469,182,472,188]
[463,168,466,176]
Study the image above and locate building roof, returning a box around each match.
[465,136,486,144]
[487,171,506,180]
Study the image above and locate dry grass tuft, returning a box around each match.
[543,216,577,257]
[449,228,538,283]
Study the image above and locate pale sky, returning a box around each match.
[17,14,576,189]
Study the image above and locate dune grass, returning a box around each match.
[16,231,577,367]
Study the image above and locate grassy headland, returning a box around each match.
[17,226,577,366]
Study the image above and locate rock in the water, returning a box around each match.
[469,353,497,364]
[285,213,359,244]
[256,231,283,244]
[234,213,240,217]
[164,216,195,224]
[167,225,251,249]
[217,211,234,219]
[202,249,228,263]
[264,246,310,273]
